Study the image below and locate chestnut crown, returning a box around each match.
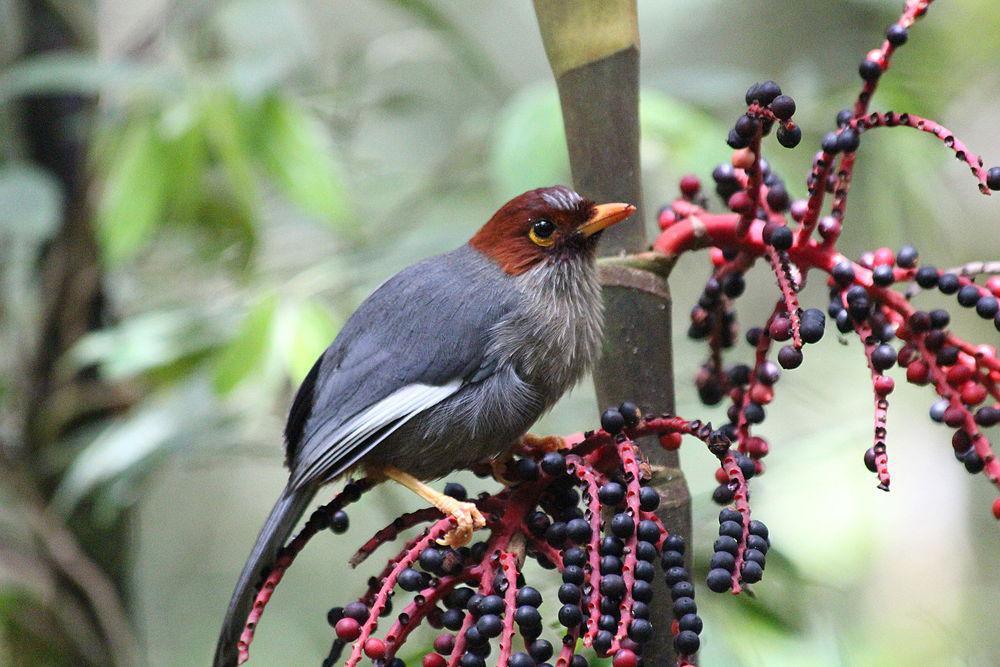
[469,186,635,275]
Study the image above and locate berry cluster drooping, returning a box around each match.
[657,0,999,516]
[235,411,757,666]
[228,2,999,664]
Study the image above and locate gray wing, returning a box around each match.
[286,245,516,489]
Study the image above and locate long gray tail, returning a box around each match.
[214,484,316,667]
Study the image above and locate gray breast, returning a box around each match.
[490,256,604,404]
[363,254,604,480]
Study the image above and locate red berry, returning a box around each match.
[715,467,729,484]
[364,638,386,659]
[613,649,638,667]
[335,617,361,641]
[992,498,1000,520]
[728,191,753,214]
[680,174,701,197]
[790,199,808,221]
[710,247,726,266]
[874,376,895,396]
[660,432,682,451]
[987,276,1000,298]
[423,654,447,667]
[905,360,929,385]
[658,208,676,230]
[818,216,841,240]
[746,437,770,458]
[943,407,966,428]
[960,381,986,406]
[873,247,895,266]
[749,384,774,405]
[946,365,973,386]
[433,634,454,655]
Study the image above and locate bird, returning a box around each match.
[214,185,634,666]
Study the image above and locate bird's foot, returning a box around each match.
[518,433,567,454]
[379,466,486,547]
[435,498,487,547]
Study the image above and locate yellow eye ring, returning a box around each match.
[529,219,556,247]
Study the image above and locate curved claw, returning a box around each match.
[436,501,486,547]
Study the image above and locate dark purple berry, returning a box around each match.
[672,597,697,618]
[714,535,739,554]
[619,401,641,426]
[938,273,960,294]
[769,225,793,250]
[598,482,626,506]
[870,344,897,370]
[859,58,882,81]
[741,560,764,583]
[976,296,998,319]
[639,486,660,511]
[838,128,861,153]
[957,285,980,307]
[777,124,801,148]
[540,451,566,476]
[629,618,653,643]
[330,510,349,534]
[822,132,841,153]
[679,613,703,634]
[734,114,758,138]
[674,630,701,655]
[600,574,626,599]
[601,408,625,434]
[778,345,803,369]
[610,513,634,538]
[896,244,918,267]
[709,551,736,572]
[706,568,732,593]
[727,128,750,149]
[872,264,894,286]
[529,639,553,662]
[915,266,939,288]
[886,24,908,46]
[769,95,796,120]
[988,167,1000,191]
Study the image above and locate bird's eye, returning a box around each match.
[528,219,556,247]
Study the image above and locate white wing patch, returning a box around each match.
[290,380,462,489]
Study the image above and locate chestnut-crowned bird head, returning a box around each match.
[469,185,635,274]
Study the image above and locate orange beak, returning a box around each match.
[577,202,636,237]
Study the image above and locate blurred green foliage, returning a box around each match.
[1,0,998,665]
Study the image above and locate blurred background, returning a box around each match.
[1,0,998,664]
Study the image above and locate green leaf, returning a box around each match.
[201,92,259,220]
[254,95,350,224]
[51,383,226,515]
[212,295,277,394]
[67,309,223,382]
[277,299,340,383]
[489,82,571,198]
[639,88,729,173]
[95,117,168,264]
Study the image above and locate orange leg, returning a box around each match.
[381,466,486,547]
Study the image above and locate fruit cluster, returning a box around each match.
[235,411,762,666]
[655,0,999,509]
